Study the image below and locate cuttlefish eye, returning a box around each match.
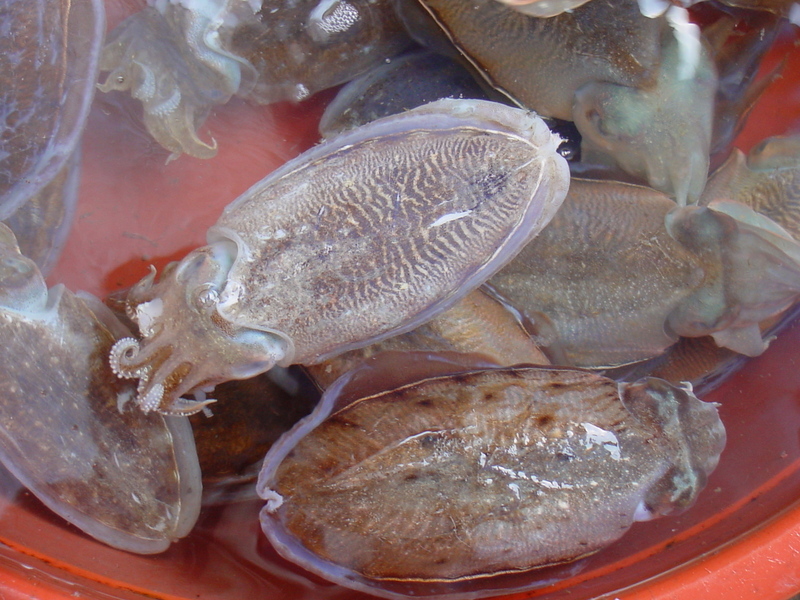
[191,284,220,313]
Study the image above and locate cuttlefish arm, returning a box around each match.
[0,223,202,553]
[108,99,570,416]
[109,241,291,416]
[98,2,253,159]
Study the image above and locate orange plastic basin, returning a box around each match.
[0,2,798,599]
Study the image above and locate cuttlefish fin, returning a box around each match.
[710,324,771,357]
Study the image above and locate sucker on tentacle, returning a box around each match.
[109,337,146,378]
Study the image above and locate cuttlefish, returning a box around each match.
[108,99,570,415]
[98,0,411,158]
[0,0,104,273]
[407,0,717,203]
[258,364,725,596]
[594,134,800,388]
[305,287,550,390]
[0,224,201,554]
[488,177,800,368]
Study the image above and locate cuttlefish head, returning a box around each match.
[109,241,291,416]
[573,8,717,205]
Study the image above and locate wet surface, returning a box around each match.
[0,1,797,599]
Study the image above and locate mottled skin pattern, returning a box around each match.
[0,224,201,554]
[109,100,569,415]
[232,0,411,102]
[702,140,800,236]
[110,244,290,416]
[213,118,564,363]
[488,178,800,368]
[258,367,724,585]
[0,0,103,218]
[608,137,800,389]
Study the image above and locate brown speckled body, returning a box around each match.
[232,0,411,103]
[411,0,663,120]
[702,144,800,236]
[110,100,569,415]
[489,179,702,367]
[0,225,201,553]
[489,177,800,366]
[190,367,319,499]
[213,112,563,363]
[305,288,549,389]
[258,366,725,586]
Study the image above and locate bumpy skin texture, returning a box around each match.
[230,0,411,102]
[110,100,570,415]
[98,0,410,158]
[488,178,800,368]
[257,366,725,592]
[0,224,202,554]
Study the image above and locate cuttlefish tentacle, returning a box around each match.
[136,381,166,414]
[109,336,220,415]
[110,241,292,415]
[109,337,146,379]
